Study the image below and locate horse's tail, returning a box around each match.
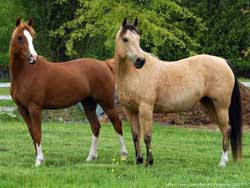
[228,61,242,161]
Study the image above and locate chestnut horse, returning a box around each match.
[115,18,242,167]
[9,19,127,166]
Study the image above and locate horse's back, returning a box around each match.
[186,54,235,101]
[51,58,115,85]
[155,54,235,112]
[173,54,234,88]
[54,57,115,93]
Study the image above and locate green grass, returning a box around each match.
[0,87,13,107]
[0,87,10,95]
[0,120,250,188]
[0,79,10,83]
[0,100,16,106]
[238,77,250,82]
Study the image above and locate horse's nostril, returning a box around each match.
[134,58,145,69]
[136,58,145,64]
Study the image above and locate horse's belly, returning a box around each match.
[155,91,202,113]
[154,101,196,113]
[42,98,79,109]
[42,91,86,109]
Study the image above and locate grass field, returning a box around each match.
[0,120,250,188]
[238,77,250,82]
[0,100,16,106]
[0,87,10,95]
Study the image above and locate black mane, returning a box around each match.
[120,24,139,36]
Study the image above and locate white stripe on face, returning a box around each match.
[23,29,37,61]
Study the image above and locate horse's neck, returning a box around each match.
[115,53,142,75]
[9,55,34,83]
[116,58,130,74]
[114,52,127,78]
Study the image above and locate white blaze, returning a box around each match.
[23,29,37,61]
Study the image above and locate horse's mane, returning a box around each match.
[37,56,48,63]
[120,24,139,36]
[144,52,162,65]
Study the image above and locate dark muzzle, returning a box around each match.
[134,58,145,69]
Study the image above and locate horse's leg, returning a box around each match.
[214,105,230,167]
[101,106,128,160]
[123,107,143,164]
[18,105,35,145]
[28,105,44,167]
[139,103,154,166]
[202,98,230,166]
[82,98,100,161]
[200,97,218,123]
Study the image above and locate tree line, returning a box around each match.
[1,0,250,77]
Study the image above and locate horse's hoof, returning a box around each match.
[136,156,143,164]
[145,158,154,167]
[86,154,98,161]
[121,151,128,161]
[35,158,44,167]
[219,161,226,167]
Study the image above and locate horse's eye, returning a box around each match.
[123,38,128,43]
[18,36,23,44]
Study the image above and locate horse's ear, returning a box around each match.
[122,18,127,27]
[16,17,21,27]
[28,18,33,27]
[133,18,138,27]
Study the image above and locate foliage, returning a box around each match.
[0,0,26,66]
[180,0,250,61]
[51,0,205,60]
[18,0,78,61]
[233,59,250,77]
[0,121,250,187]
[0,0,250,77]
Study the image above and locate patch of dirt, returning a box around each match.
[117,83,250,127]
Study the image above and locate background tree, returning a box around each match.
[51,0,205,60]
[0,0,25,67]
[0,0,249,78]
[19,0,78,61]
[180,0,250,76]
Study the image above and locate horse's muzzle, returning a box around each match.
[26,53,37,64]
[134,58,145,69]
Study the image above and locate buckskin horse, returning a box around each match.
[9,18,127,166]
[114,18,242,167]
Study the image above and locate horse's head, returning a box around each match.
[10,18,37,64]
[115,18,145,69]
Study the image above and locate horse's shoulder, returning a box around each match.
[104,59,116,75]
